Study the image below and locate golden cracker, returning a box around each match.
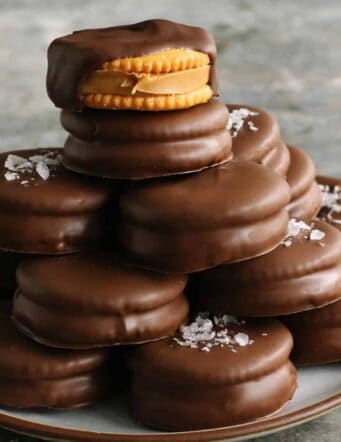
[101,49,209,74]
[83,85,212,111]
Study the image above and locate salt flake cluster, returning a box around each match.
[227,108,259,138]
[173,313,254,353]
[4,151,62,184]
[318,184,341,225]
[282,218,325,247]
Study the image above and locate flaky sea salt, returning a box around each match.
[5,154,31,171]
[318,184,341,225]
[4,171,19,181]
[287,219,310,237]
[309,229,325,241]
[234,332,249,347]
[173,313,254,353]
[282,218,325,246]
[3,150,61,183]
[36,161,50,180]
[29,153,62,166]
[227,108,259,137]
[248,120,259,132]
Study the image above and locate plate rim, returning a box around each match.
[0,391,340,442]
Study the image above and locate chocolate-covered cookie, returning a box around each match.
[190,219,341,316]
[317,175,341,230]
[286,145,321,219]
[127,313,296,430]
[227,104,290,176]
[0,301,113,408]
[47,19,218,111]
[62,99,232,179]
[282,299,341,365]
[13,253,188,349]
[261,140,291,177]
[0,149,117,254]
[119,161,291,273]
[0,251,21,297]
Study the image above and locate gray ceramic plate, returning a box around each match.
[0,364,340,442]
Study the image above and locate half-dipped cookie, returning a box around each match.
[282,299,341,365]
[286,145,321,219]
[119,161,291,273]
[62,99,232,179]
[227,104,290,177]
[47,19,218,111]
[0,149,116,254]
[191,219,341,316]
[0,301,114,408]
[127,313,296,430]
[13,252,188,349]
[317,175,341,230]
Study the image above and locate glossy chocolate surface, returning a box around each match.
[47,19,218,110]
[261,141,291,177]
[62,99,228,142]
[13,253,188,348]
[0,149,117,254]
[62,100,232,179]
[283,299,341,365]
[0,301,112,409]
[228,104,281,161]
[127,319,296,430]
[0,251,21,296]
[191,220,341,316]
[119,161,291,272]
[286,145,321,219]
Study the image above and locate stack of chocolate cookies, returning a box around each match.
[0,19,340,432]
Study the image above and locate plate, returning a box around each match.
[0,364,340,442]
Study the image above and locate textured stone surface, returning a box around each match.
[0,1,340,441]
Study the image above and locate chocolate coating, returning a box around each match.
[0,149,117,254]
[226,104,290,176]
[0,251,21,297]
[127,319,296,430]
[290,307,341,365]
[0,301,113,409]
[62,100,232,179]
[190,220,341,316]
[13,253,188,348]
[119,161,291,273]
[47,19,218,110]
[286,145,321,219]
[228,104,281,162]
[282,299,341,365]
[261,141,291,177]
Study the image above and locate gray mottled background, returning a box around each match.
[0,1,340,441]
[0,0,340,176]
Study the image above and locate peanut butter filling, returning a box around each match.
[79,65,210,97]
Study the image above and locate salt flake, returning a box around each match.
[4,171,19,181]
[35,161,50,180]
[309,229,325,241]
[173,313,255,353]
[227,108,259,137]
[234,332,249,347]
